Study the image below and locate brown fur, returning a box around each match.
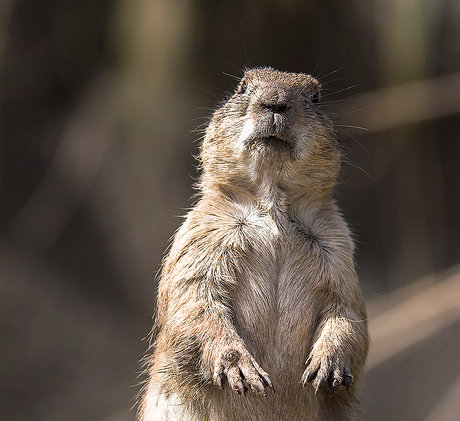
[138,68,369,421]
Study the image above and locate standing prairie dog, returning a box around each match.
[139,67,369,421]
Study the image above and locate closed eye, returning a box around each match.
[311,91,320,104]
[237,81,247,94]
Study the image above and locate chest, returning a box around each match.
[216,203,329,311]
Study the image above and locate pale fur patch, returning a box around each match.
[236,118,254,155]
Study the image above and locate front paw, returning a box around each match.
[212,348,274,396]
[301,350,353,397]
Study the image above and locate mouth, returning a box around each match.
[248,136,294,152]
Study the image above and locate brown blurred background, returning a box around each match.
[1,1,460,420]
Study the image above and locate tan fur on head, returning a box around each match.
[139,67,369,421]
[200,68,340,203]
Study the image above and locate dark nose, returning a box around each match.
[262,102,287,113]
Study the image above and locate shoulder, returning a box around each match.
[290,200,355,257]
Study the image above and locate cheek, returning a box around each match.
[291,124,313,155]
[239,118,255,141]
[235,118,255,154]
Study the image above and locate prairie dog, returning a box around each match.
[139,67,369,421]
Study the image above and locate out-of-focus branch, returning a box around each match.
[345,72,460,134]
[0,0,15,195]
[9,74,117,256]
[96,409,134,421]
[0,1,14,73]
[423,370,460,421]
[366,265,460,370]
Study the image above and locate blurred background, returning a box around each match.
[1,0,460,420]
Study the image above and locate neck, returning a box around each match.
[200,169,333,216]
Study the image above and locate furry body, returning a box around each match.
[139,68,369,421]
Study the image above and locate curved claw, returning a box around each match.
[261,373,275,393]
[329,377,342,397]
[343,371,353,391]
[301,369,316,386]
[313,375,328,394]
